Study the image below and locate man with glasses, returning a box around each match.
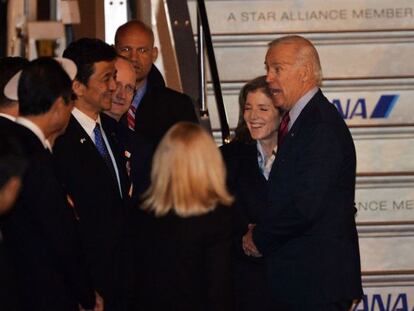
[114,20,198,146]
[104,55,153,198]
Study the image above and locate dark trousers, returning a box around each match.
[274,300,352,311]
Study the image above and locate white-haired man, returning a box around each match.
[243,35,363,310]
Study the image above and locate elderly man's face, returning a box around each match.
[265,43,308,111]
[109,58,136,120]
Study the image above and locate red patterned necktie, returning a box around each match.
[127,105,136,131]
[277,112,290,147]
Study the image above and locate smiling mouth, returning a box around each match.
[248,123,265,129]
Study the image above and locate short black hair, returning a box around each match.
[18,57,72,116]
[0,57,29,107]
[0,131,27,189]
[63,38,117,85]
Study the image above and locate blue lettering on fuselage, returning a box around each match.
[331,95,399,119]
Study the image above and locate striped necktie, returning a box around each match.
[127,105,136,131]
[277,112,290,147]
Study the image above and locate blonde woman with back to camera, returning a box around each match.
[129,122,234,310]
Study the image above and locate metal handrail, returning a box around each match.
[196,0,230,144]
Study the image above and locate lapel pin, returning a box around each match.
[80,138,86,144]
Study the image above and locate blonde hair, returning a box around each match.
[141,122,233,217]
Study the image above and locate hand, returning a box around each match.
[242,224,262,257]
[78,291,104,311]
[94,291,104,311]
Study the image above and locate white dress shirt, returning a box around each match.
[0,113,16,122]
[71,107,122,197]
[288,87,318,130]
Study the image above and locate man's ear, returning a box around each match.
[152,46,159,63]
[50,96,65,114]
[72,80,85,97]
[300,62,312,83]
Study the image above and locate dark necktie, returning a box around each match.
[127,105,136,131]
[93,123,117,183]
[277,112,290,147]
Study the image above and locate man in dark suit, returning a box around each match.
[0,56,27,311]
[0,57,28,126]
[0,57,28,215]
[114,20,199,146]
[242,35,363,310]
[0,57,101,311]
[104,55,154,200]
[54,39,130,311]
[0,132,26,215]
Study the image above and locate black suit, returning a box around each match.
[53,113,130,310]
[0,116,21,311]
[106,117,154,202]
[253,90,363,308]
[129,206,234,311]
[0,121,95,311]
[124,65,198,146]
[221,141,272,311]
[120,65,198,201]
[0,115,16,128]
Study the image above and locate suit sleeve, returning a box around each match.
[171,93,199,124]
[253,122,346,254]
[27,154,96,308]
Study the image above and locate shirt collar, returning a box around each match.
[288,87,318,130]
[72,107,102,139]
[256,141,277,180]
[16,117,50,150]
[0,113,16,121]
[256,141,277,161]
[131,79,148,109]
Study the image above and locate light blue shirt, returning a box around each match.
[131,80,148,110]
[288,87,318,130]
[256,141,277,180]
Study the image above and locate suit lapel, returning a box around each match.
[101,114,129,197]
[67,116,100,157]
[66,116,123,197]
[239,143,268,184]
[270,90,323,180]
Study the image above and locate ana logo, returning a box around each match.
[332,95,399,120]
[353,293,414,311]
